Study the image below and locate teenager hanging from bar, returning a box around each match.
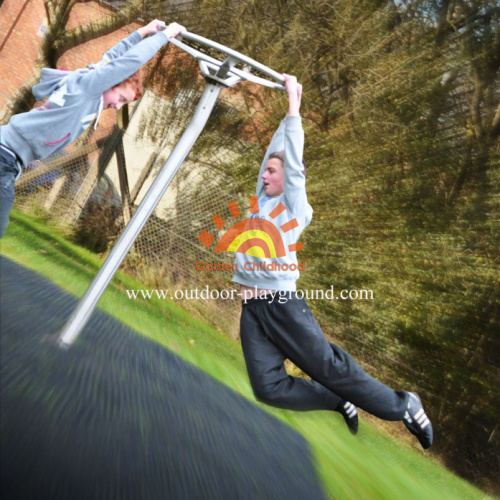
[234,74,433,449]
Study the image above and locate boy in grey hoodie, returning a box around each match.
[0,20,185,237]
[235,74,433,449]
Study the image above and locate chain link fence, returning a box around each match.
[14,86,247,336]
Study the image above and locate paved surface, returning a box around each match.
[0,256,326,500]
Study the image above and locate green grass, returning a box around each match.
[0,210,491,500]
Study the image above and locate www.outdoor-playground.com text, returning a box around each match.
[126,286,373,303]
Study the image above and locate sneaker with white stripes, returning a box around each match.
[403,392,433,449]
[336,400,359,435]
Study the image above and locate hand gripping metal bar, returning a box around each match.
[168,31,285,90]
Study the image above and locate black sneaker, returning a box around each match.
[336,400,359,435]
[403,392,433,449]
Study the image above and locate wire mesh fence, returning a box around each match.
[13,85,248,335]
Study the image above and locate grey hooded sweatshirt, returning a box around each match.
[231,116,313,291]
[0,31,168,166]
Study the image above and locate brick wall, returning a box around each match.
[0,0,47,105]
[59,1,142,73]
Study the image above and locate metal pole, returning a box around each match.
[58,83,222,348]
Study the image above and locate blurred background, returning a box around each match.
[1,0,499,495]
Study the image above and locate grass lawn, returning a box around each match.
[0,210,490,500]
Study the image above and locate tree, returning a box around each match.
[192,0,500,492]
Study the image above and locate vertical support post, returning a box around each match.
[64,128,122,223]
[130,151,156,204]
[116,107,132,225]
[58,83,222,348]
[116,140,132,225]
[44,175,67,211]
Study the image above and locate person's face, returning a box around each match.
[262,158,284,197]
[102,84,136,110]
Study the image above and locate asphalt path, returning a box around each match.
[0,256,326,500]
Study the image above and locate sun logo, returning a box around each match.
[197,196,303,259]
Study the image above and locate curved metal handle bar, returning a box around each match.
[181,31,284,83]
[169,37,283,89]
[199,60,283,90]
[165,30,285,89]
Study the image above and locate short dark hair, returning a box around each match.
[268,150,285,163]
[268,150,307,173]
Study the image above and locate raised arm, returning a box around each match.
[282,75,307,214]
[99,31,143,64]
[256,119,287,198]
[257,75,307,213]
[100,20,175,63]
[80,22,185,97]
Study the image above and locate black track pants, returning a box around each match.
[240,294,407,420]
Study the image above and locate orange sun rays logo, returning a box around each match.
[197,196,303,259]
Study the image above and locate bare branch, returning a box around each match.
[53,1,146,58]
[491,103,500,138]
[43,0,57,24]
